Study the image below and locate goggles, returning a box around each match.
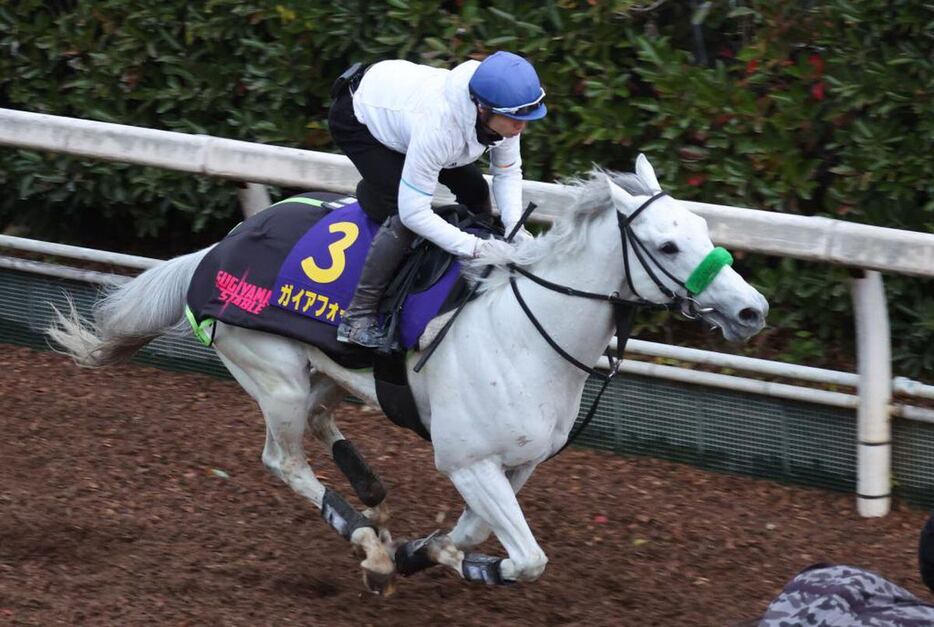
[486,88,546,116]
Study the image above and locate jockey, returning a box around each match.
[328,51,547,348]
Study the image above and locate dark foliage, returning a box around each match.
[0,0,930,376]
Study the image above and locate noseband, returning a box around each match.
[507,191,734,458]
[617,191,733,319]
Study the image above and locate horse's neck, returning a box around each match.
[516,209,624,368]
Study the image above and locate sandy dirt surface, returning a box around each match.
[1,345,930,626]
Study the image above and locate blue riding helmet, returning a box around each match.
[468,51,547,121]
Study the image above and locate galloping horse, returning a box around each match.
[48,155,768,593]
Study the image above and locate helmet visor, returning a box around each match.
[488,88,546,120]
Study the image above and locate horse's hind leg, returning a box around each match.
[212,325,395,593]
[307,395,388,523]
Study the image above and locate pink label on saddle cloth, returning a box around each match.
[215,270,272,315]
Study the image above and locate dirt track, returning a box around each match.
[1,344,930,626]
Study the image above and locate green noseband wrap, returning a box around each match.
[685,247,733,295]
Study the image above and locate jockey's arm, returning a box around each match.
[489,135,524,234]
[397,131,483,258]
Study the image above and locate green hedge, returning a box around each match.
[1,0,930,378]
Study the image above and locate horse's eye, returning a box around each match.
[660,242,679,255]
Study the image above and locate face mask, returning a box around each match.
[474,108,503,146]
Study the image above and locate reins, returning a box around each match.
[508,272,637,461]
[504,191,732,460]
[413,201,540,373]
[416,188,734,462]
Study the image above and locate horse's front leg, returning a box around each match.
[448,463,536,551]
[397,460,545,584]
[448,460,546,583]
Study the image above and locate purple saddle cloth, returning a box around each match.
[186,192,466,369]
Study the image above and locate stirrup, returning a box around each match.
[336,321,353,344]
[336,320,386,348]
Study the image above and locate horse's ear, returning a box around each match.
[635,153,662,192]
[606,175,638,215]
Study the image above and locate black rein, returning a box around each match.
[506,191,677,460]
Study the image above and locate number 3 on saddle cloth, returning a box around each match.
[185,192,499,441]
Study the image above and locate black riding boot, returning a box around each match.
[336,216,414,348]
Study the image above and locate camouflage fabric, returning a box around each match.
[760,564,934,626]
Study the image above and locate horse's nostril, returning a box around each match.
[739,307,760,323]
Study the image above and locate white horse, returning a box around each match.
[48,155,767,593]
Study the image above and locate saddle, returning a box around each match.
[376,204,498,354]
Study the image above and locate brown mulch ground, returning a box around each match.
[1,345,930,626]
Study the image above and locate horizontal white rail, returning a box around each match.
[2,107,933,277]
[0,234,157,270]
[0,255,130,286]
[894,377,934,401]
[616,337,860,387]
[0,108,360,193]
[596,356,934,424]
[616,337,934,401]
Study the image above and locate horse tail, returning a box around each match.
[47,246,213,367]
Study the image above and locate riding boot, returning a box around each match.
[337,216,414,348]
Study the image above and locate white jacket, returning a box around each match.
[352,59,524,257]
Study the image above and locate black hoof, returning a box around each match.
[394,534,439,577]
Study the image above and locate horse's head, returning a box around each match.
[607,154,768,342]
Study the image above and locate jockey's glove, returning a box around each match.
[471,238,514,260]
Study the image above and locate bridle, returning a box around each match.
[505,191,734,459]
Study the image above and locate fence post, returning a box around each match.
[852,269,891,517]
[236,182,270,217]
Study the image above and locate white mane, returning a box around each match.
[468,168,656,290]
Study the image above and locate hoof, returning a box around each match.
[351,525,396,595]
[394,530,441,577]
[363,568,396,596]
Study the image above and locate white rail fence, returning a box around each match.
[2,108,933,518]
